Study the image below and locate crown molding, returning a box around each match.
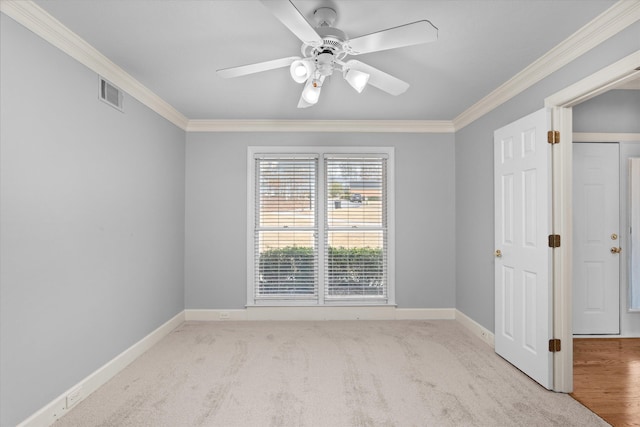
[186,119,455,133]
[3,0,637,134]
[0,0,189,130]
[453,0,640,131]
[1,1,451,135]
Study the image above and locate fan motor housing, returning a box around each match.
[302,26,348,61]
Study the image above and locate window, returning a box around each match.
[325,156,387,301]
[248,147,394,306]
[254,155,318,299]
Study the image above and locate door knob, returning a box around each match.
[611,247,622,254]
[495,249,502,258]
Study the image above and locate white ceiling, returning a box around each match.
[34,0,617,120]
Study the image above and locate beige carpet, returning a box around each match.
[55,320,608,426]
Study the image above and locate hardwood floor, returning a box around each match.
[571,338,640,427]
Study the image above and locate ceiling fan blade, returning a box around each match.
[348,20,438,55]
[217,56,300,78]
[260,0,323,47]
[345,60,409,96]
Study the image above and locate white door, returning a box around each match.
[572,143,620,334]
[494,108,552,389]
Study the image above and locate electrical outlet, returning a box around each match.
[219,311,230,320]
[66,387,82,409]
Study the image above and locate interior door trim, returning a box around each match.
[545,50,640,393]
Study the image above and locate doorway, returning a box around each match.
[572,142,620,335]
[544,50,640,392]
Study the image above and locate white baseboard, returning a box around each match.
[455,309,495,348]
[18,311,185,427]
[247,306,403,321]
[245,306,399,321]
[396,308,456,320]
[185,307,456,321]
[185,309,248,321]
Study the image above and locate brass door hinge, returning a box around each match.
[548,234,561,248]
[547,130,560,144]
[549,338,561,352]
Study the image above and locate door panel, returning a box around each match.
[502,266,514,339]
[494,108,552,389]
[573,143,620,334]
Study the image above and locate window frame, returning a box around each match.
[247,146,395,307]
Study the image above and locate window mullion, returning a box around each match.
[317,156,325,305]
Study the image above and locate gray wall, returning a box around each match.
[574,89,640,133]
[455,21,640,331]
[0,15,186,427]
[185,132,456,309]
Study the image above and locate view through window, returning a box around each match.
[249,148,393,305]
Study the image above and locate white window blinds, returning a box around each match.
[325,156,388,301]
[249,148,392,306]
[254,156,318,300]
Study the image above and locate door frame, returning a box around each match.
[544,50,640,392]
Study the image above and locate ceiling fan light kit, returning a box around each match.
[289,59,313,83]
[302,78,322,103]
[344,68,370,93]
[217,0,438,108]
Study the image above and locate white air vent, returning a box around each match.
[99,77,124,111]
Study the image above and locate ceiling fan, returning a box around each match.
[217,0,438,108]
